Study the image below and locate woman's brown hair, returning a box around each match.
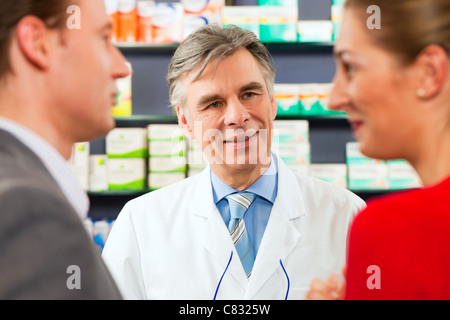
[344,0,450,65]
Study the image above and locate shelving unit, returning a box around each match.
[87,1,398,219]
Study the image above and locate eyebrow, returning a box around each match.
[197,94,222,107]
[196,81,266,107]
[240,81,265,93]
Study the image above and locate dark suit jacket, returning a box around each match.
[0,129,122,299]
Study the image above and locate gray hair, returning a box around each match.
[167,24,276,108]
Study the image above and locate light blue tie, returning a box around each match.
[226,192,256,278]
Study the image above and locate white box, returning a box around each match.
[108,158,146,190]
[148,172,185,190]
[275,142,311,165]
[387,160,422,190]
[348,163,389,190]
[147,124,184,141]
[149,156,186,173]
[273,120,309,143]
[309,163,347,188]
[89,155,109,192]
[106,128,148,158]
[69,142,90,190]
[149,140,186,157]
[346,142,384,165]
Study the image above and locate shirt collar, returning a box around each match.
[0,117,89,220]
[211,153,278,204]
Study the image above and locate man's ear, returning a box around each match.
[414,44,448,99]
[16,15,53,70]
[270,95,278,120]
[176,105,195,140]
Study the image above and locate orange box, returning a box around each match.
[119,0,138,43]
[105,0,120,42]
[138,1,155,43]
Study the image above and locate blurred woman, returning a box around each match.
[307,0,450,299]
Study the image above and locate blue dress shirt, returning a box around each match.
[211,154,278,255]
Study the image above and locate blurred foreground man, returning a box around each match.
[0,0,129,299]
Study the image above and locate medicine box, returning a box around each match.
[149,156,186,173]
[274,84,300,116]
[258,6,298,43]
[152,3,183,44]
[346,142,388,190]
[106,127,148,158]
[187,139,208,170]
[297,20,333,43]
[147,124,184,141]
[346,142,384,165]
[148,172,186,190]
[108,158,146,190]
[183,0,225,39]
[275,142,310,170]
[89,155,109,192]
[273,120,309,144]
[222,6,259,38]
[348,163,389,190]
[309,164,347,188]
[69,142,90,190]
[387,159,422,190]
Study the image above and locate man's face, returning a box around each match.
[49,0,129,142]
[177,49,277,175]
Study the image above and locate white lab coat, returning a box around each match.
[102,155,365,300]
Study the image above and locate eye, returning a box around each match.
[343,62,357,77]
[207,101,222,109]
[242,92,257,100]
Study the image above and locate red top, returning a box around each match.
[345,177,450,299]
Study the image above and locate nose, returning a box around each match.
[328,71,351,112]
[111,46,131,80]
[224,97,250,127]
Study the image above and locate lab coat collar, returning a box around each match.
[246,155,305,299]
[189,154,306,297]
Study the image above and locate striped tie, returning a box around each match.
[226,192,256,278]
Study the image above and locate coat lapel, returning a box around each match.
[188,167,249,293]
[246,157,306,299]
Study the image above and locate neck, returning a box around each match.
[408,126,450,187]
[0,85,74,160]
[211,161,271,191]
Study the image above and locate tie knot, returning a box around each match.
[226,192,256,219]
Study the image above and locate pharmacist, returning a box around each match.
[102,25,365,300]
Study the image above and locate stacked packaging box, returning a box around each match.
[346,142,389,190]
[273,120,310,175]
[187,139,208,177]
[106,128,148,190]
[69,142,90,191]
[147,124,187,190]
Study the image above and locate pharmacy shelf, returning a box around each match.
[88,188,405,198]
[114,42,334,53]
[114,113,347,123]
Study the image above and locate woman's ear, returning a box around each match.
[414,44,448,99]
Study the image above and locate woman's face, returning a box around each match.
[329,8,424,161]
